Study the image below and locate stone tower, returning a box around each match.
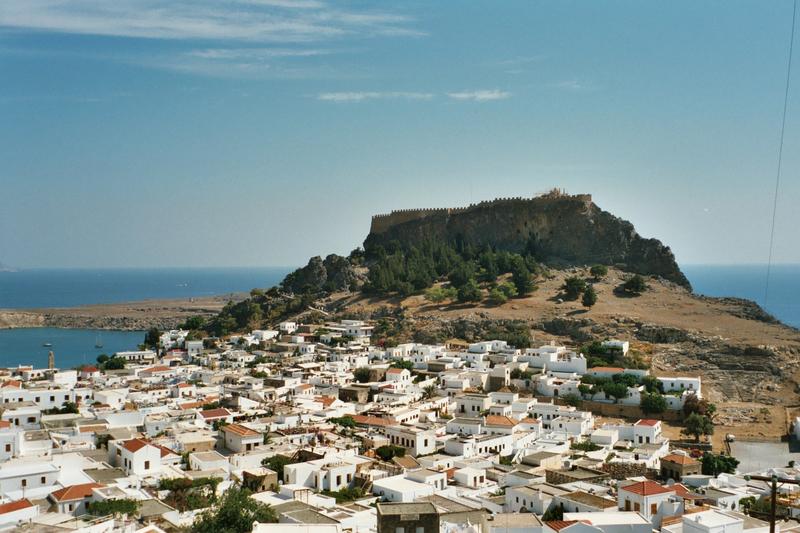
[48,350,54,371]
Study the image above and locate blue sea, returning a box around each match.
[0,265,797,369]
[682,264,800,329]
[0,267,291,369]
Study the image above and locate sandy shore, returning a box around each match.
[0,293,243,331]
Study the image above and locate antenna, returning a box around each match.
[764,0,797,308]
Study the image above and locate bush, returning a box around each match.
[192,487,277,533]
[589,265,608,279]
[562,276,587,300]
[87,499,139,517]
[622,274,648,295]
[424,285,457,303]
[701,452,738,476]
[582,285,598,307]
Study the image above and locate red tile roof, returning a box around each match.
[142,366,171,373]
[635,419,660,427]
[620,480,674,496]
[200,408,231,419]
[0,499,33,515]
[81,366,99,373]
[122,438,152,453]
[351,415,398,428]
[485,415,517,427]
[386,368,405,374]
[663,453,700,465]
[50,483,103,502]
[222,423,260,437]
[545,521,580,532]
[1,380,21,389]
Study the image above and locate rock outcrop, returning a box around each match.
[364,191,691,288]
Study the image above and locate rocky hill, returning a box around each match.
[364,191,691,288]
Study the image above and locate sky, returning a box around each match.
[1,0,799,269]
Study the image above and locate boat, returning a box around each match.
[94,334,103,349]
[42,342,52,347]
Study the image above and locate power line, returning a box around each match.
[765,0,798,307]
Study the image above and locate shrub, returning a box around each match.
[589,265,608,279]
[562,276,587,299]
[622,274,648,295]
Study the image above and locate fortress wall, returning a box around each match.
[369,192,592,234]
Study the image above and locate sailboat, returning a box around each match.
[42,342,53,347]
[94,334,103,349]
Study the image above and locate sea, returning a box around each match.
[0,267,290,369]
[0,265,797,369]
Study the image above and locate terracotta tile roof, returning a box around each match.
[142,365,171,373]
[222,423,260,437]
[351,414,398,428]
[0,499,33,515]
[1,380,21,389]
[672,484,704,499]
[386,368,406,374]
[296,384,313,390]
[485,415,517,427]
[50,483,103,502]
[663,453,700,465]
[635,419,660,427]
[545,520,580,531]
[81,366,99,373]
[200,408,231,419]
[179,401,204,410]
[620,480,674,496]
[122,438,152,453]
[315,396,336,407]
[177,383,193,388]
[79,424,108,433]
[0,421,11,429]
[156,444,177,458]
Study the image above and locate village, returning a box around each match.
[0,319,795,533]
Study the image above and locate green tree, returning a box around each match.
[353,367,372,383]
[640,392,667,415]
[582,285,598,307]
[144,327,161,351]
[457,278,482,303]
[622,274,648,295]
[376,445,406,462]
[684,413,714,442]
[542,504,564,521]
[562,276,587,300]
[700,452,739,476]
[510,257,534,295]
[96,354,109,365]
[102,356,126,370]
[192,486,277,533]
[261,455,293,482]
[182,316,206,331]
[589,264,608,279]
[602,382,629,403]
[683,394,717,419]
[329,416,356,428]
[422,384,438,400]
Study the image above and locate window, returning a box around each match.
[21,479,27,487]
[69,504,74,511]
[336,475,341,486]
[651,503,657,514]
[634,502,640,512]
[50,396,55,402]
[27,417,36,423]
[144,461,150,470]
[625,500,630,511]
[4,444,10,452]
[41,476,46,484]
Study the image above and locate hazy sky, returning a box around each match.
[1,1,798,268]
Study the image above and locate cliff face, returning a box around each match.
[364,192,691,289]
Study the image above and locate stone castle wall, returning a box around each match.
[369,191,592,234]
